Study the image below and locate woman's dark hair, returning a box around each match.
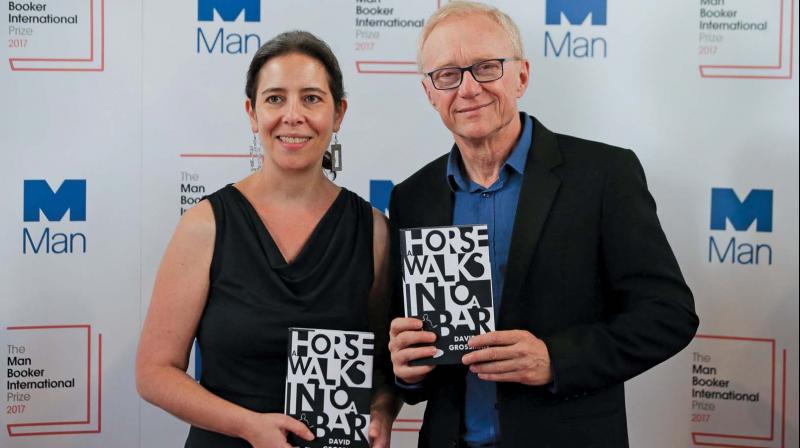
[245,31,345,173]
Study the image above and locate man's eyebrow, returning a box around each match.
[428,57,497,70]
[428,60,458,70]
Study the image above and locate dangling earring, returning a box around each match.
[249,134,262,172]
[330,133,342,172]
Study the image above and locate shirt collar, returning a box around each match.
[447,112,533,192]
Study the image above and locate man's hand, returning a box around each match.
[461,330,553,386]
[388,317,437,384]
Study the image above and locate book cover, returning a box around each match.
[400,225,495,365]
[285,327,373,448]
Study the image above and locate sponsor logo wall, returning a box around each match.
[22,179,87,255]
[2,0,797,447]
[544,0,609,58]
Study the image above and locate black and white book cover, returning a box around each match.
[285,327,373,448]
[400,225,495,365]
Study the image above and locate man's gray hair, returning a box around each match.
[417,0,525,72]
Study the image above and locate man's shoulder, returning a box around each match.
[542,129,646,190]
[527,114,635,171]
[538,125,638,178]
[393,152,449,198]
[553,132,631,163]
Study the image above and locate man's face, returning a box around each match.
[420,14,529,143]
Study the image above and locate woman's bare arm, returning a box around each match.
[367,208,403,447]
[135,200,311,446]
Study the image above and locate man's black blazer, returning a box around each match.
[388,115,699,448]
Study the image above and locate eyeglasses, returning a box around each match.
[426,58,520,90]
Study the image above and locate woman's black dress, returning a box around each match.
[185,185,374,447]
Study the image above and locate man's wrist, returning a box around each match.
[395,375,425,389]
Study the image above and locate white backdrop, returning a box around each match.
[1,0,798,447]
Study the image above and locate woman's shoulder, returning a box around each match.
[203,183,238,204]
[176,199,216,244]
[334,187,387,244]
[334,187,373,218]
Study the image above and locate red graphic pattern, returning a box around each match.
[5,325,103,437]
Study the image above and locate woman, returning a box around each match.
[136,31,399,448]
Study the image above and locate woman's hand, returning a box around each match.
[367,385,402,448]
[368,404,395,448]
[242,413,314,448]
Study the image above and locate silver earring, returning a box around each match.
[249,134,262,172]
[330,133,342,172]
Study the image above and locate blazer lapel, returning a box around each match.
[499,118,563,328]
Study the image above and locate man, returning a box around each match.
[387,2,699,447]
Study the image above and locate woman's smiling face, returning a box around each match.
[247,52,346,173]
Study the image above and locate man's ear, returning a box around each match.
[516,59,531,98]
[422,78,436,107]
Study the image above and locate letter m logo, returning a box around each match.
[198,0,260,22]
[546,0,607,25]
[23,179,86,222]
[710,188,772,232]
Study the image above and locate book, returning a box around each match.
[285,327,374,448]
[400,225,495,365]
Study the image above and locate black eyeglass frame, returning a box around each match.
[425,57,522,90]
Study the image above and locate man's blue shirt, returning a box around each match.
[446,113,533,446]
